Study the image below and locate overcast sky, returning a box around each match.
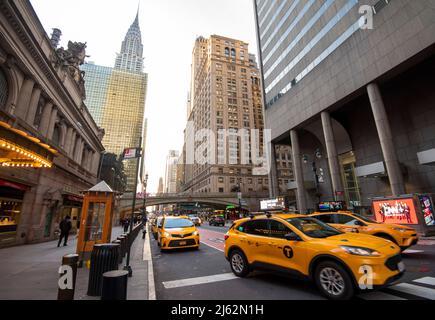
[31,0,259,193]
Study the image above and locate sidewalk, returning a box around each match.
[0,227,139,300]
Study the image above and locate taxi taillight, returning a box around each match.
[224,235,229,241]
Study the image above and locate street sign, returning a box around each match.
[122,148,142,160]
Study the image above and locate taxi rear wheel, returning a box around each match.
[315,261,354,300]
[229,250,250,278]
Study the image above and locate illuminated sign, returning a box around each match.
[417,195,435,227]
[261,198,286,211]
[372,198,419,225]
[318,201,346,212]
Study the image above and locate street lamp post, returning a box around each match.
[97,151,107,181]
[142,173,149,219]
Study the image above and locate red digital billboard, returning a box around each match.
[372,198,419,225]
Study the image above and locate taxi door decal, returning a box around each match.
[283,246,294,259]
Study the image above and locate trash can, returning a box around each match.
[87,244,120,297]
[101,270,129,300]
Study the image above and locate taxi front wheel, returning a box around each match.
[229,250,250,278]
[314,261,354,300]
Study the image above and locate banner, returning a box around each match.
[123,148,141,160]
[372,198,419,225]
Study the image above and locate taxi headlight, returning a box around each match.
[340,246,381,257]
[193,231,199,236]
[163,232,171,238]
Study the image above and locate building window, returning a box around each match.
[0,69,8,108]
[219,188,224,193]
[218,177,224,183]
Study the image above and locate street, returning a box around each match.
[151,224,435,300]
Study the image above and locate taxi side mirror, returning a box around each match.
[284,233,301,241]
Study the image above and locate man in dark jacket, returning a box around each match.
[58,216,72,247]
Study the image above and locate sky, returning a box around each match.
[30,0,259,193]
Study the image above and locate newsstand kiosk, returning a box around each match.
[371,194,435,236]
[76,181,116,265]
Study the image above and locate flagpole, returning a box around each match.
[124,136,142,277]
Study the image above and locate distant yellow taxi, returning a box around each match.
[158,216,200,251]
[309,212,419,251]
[151,216,164,240]
[224,213,405,300]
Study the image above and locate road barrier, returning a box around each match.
[101,270,129,300]
[57,254,79,300]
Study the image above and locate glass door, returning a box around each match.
[339,152,361,209]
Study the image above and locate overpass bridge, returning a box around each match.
[118,192,269,214]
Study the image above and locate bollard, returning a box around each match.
[87,244,120,297]
[58,254,79,300]
[101,270,129,300]
[112,240,123,264]
[118,236,127,257]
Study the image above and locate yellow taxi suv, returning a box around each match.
[309,212,419,251]
[158,217,200,251]
[224,214,405,300]
[151,216,164,240]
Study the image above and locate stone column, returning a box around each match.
[92,151,101,176]
[14,78,35,119]
[367,83,405,196]
[290,130,307,214]
[59,122,68,149]
[75,139,84,164]
[25,86,41,125]
[321,112,345,201]
[47,107,58,140]
[268,142,280,198]
[64,127,74,154]
[39,101,53,136]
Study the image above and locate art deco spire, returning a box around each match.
[114,6,144,73]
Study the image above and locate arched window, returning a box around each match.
[224,47,230,56]
[231,48,236,58]
[0,68,8,109]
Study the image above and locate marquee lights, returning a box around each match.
[0,138,52,168]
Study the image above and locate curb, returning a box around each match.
[143,226,156,300]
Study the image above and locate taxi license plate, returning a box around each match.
[179,241,187,246]
[398,261,406,272]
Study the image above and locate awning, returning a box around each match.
[0,178,30,191]
[0,121,56,168]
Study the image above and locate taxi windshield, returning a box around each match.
[164,219,194,229]
[354,214,379,224]
[286,217,343,239]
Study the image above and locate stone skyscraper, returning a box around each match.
[114,10,144,73]
[82,11,148,191]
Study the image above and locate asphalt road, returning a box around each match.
[151,224,435,300]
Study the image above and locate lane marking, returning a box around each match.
[403,250,424,254]
[201,241,224,253]
[413,277,435,286]
[359,291,406,300]
[163,273,238,289]
[143,226,156,300]
[390,283,435,300]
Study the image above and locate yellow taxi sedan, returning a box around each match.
[158,216,200,251]
[309,212,419,251]
[224,213,405,300]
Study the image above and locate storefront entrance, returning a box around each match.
[0,179,28,246]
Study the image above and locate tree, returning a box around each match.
[100,153,127,192]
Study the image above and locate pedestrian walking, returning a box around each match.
[58,216,72,247]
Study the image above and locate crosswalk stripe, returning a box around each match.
[390,283,435,300]
[163,273,238,289]
[359,291,406,300]
[413,277,435,286]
